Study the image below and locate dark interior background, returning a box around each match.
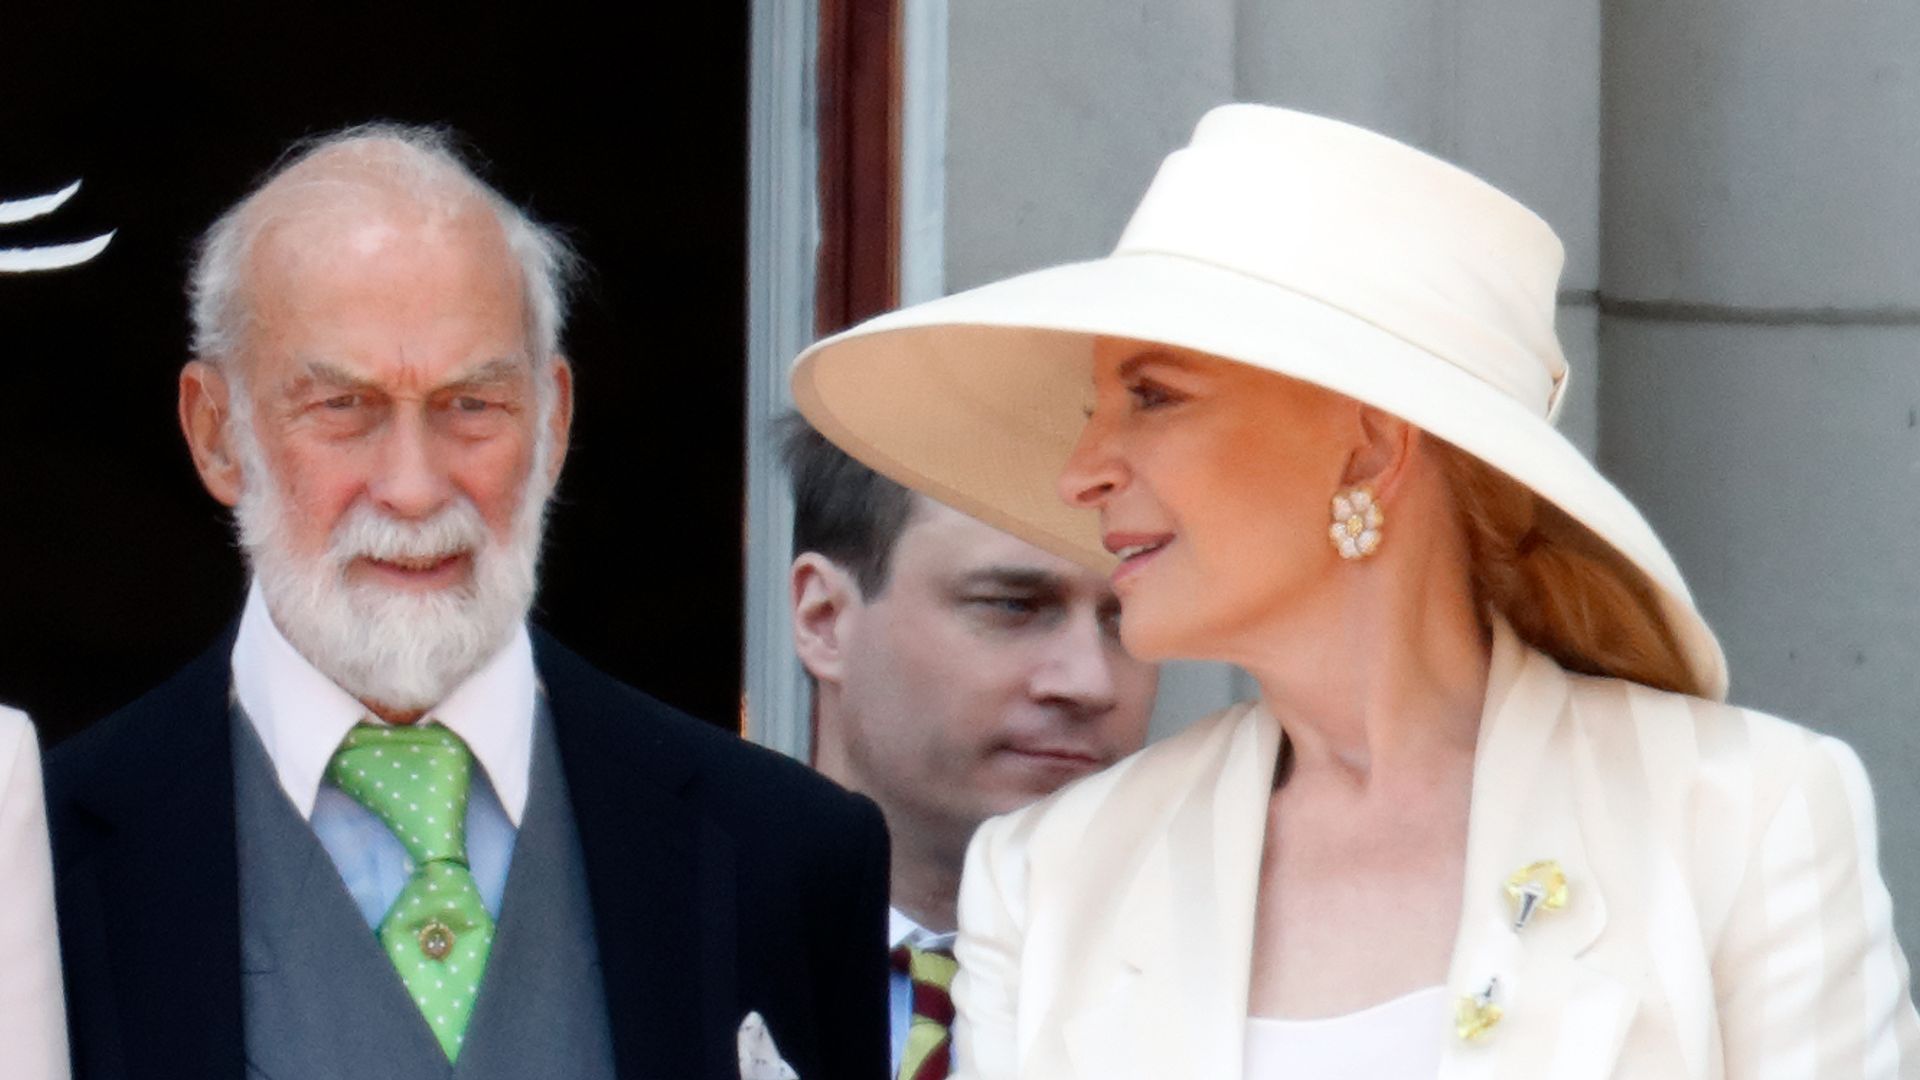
[1,4,749,744]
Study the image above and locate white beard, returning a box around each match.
[228,388,554,714]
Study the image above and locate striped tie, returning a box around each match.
[892,943,957,1080]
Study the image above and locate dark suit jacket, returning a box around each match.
[46,625,891,1080]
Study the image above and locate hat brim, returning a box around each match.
[792,251,1728,700]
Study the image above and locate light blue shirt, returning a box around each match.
[311,763,518,926]
[229,581,539,927]
[889,963,910,1072]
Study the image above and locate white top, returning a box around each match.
[0,707,69,1080]
[1242,986,1449,1080]
[231,580,538,824]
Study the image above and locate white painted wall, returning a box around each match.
[743,0,821,753]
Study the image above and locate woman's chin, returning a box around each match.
[1118,606,1208,664]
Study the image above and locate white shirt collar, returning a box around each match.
[889,906,958,952]
[230,580,538,825]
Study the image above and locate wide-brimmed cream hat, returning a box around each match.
[792,104,1728,701]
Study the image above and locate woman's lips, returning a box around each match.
[1104,532,1172,587]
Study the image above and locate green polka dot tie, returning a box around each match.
[327,722,495,1061]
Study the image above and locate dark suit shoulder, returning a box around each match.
[530,627,878,827]
[43,629,250,1080]
[531,631,891,1078]
[45,628,236,827]
[532,628,888,941]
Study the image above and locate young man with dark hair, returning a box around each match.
[781,416,1157,1077]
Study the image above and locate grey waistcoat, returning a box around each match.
[233,701,617,1080]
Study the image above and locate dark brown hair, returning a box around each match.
[778,412,919,597]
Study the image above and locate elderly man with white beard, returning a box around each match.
[44,126,891,1080]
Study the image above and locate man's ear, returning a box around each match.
[179,360,245,507]
[1338,404,1419,499]
[790,553,861,686]
[543,356,574,486]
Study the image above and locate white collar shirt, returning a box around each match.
[230,579,537,826]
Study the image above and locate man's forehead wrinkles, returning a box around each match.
[285,353,529,392]
[445,356,533,386]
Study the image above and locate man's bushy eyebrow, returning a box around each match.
[955,567,1067,592]
[439,356,528,389]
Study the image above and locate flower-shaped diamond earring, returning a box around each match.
[1329,486,1383,560]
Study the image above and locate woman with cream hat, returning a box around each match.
[792,105,1919,1078]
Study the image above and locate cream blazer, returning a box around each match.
[953,624,1920,1079]
[0,706,69,1080]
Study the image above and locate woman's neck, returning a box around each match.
[1236,550,1491,787]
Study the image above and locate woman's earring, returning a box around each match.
[1329,487,1384,560]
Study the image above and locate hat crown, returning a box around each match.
[1115,105,1570,420]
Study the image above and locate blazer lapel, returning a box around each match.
[539,635,738,1080]
[1439,625,1636,1080]
[1053,627,1642,1080]
[1063,705,1281,1080]
[58,633,246,1079]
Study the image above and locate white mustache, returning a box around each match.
[329,501,489,568]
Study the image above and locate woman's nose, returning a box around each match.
[1058,411,1126,510]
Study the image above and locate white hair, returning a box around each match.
[187,122,581,369]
